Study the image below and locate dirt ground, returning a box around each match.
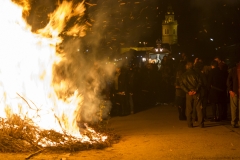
[1,105,240,160]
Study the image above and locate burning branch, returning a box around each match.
[25,149,45,160]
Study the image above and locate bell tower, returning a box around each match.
[162,5,178,45]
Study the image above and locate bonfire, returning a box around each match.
[0,0,119,154]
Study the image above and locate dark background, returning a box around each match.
[27,0,240,62]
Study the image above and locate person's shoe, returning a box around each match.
[232,124,238,128]
[200,123,204,128]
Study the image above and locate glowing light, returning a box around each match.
[0,0,107,145]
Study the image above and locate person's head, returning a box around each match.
[214,56,221,63]
[211,60,218,69]
[116,66,121,73]
[194,58,199,64]
[146,63,152,69]
[180,53,187,61]
[163,55,167,61]
[181,53,186,57]
[194,60,204,71]
[185,62,193,70]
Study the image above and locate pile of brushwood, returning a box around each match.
[0,114,120,153]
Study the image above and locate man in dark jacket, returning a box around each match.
[208,60,227,122]
[227,60,240,128]
[175,69,186,120]
[214,56,229,120]
[112,66,128,116]
[180,62,204,128]
[194,58,208,121]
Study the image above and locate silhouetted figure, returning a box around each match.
[175,69,186,120]
[126,66,140,114]
[193,58,208,121]
[214,56,229,120]
[158,56,172,105]
[208,60,227,122]
[227,59,240,128]
[141,63,157,108]
[112,66,129,116]
[180,61,204,128]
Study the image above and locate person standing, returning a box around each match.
[214,56,229,120]
[208,60,227,122]
[112,66,128,116]
[194,58,209,121]
[158,56,172,105]
[178,53,188,71]
[126,66,139,114]
[175,69,186,120]
[227,60,240,128]
[180,61,204,128]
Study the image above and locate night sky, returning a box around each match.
[27,0,240,59]
[85,0,240,58]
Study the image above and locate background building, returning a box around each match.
[119,5,175,67]
[162,5,178,45]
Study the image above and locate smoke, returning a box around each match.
[84,0,162,49]
[48,1,115,124]
[25,0,116,124]
[52,38,114,123]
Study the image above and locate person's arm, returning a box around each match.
[207,70,213,90]
[227,69,235,97]
[195,74,203,94]
[179,74,189,94]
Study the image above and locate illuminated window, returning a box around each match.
[165,29,169,34]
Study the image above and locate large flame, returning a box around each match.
[0,0,100,142]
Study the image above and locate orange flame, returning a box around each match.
[0,0,106,143]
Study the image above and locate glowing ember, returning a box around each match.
[0,0,107,146]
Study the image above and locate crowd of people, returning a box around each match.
[109,53,240,128]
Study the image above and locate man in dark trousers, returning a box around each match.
[214,56,229,120]
[180,61,204,128]
[208,60,227,122]
[227,59,240,128]
[175,69,186,120]
[112,66,129,116]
